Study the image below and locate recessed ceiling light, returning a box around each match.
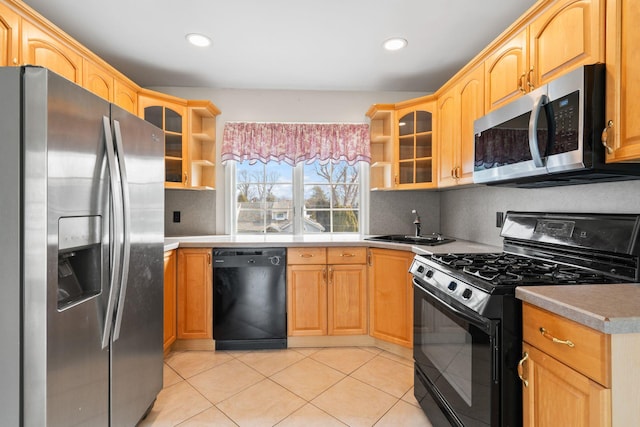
[186,33,212,47]
[383,37,408,51]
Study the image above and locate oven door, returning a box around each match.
[413,279,500,427]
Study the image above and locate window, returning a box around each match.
[232,160,364,235]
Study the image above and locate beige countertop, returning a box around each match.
[163,234,500,255]
[516,284,640,334]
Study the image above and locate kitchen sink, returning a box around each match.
[365,234,455,246]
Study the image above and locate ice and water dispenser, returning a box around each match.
[57,216,102,310]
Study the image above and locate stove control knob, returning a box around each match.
[462,288,473,300]
[447,281,457,291]
[417,265,425,274]
[426,269,434,278]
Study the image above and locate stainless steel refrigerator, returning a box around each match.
[0,66,165,426]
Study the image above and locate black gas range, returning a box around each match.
[410,212,640,427]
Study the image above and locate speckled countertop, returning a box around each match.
[164,235,500,256]
[516,284,640,334]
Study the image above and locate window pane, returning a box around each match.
[332,210,359,233]
[304,210,329,233]
[332,184,359,208]
[304,185,331,208]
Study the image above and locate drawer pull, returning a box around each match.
[340,253,356,257]
[539,327,575,348]
[517,352,529,387]
[300,253,314,258]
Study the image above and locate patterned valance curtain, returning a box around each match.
[221,122,371,165]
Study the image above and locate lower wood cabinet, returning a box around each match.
[176,248,212,339]
[519,303,611,426]
[163,250,177,353]
[368,248,414,348]
[287,247,367,337]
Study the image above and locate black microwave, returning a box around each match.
[473,64,640,187]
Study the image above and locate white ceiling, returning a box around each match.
[22,0,538,92]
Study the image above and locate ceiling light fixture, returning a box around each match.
[383,37,408,51]
[186,33,212,47]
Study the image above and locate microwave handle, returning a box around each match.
[528,94,549,168]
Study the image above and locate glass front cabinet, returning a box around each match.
[138,90,188,188]
[394,99,437,189]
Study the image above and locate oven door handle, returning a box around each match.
[413,279,494,334]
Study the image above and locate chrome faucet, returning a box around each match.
[412,209,421,237]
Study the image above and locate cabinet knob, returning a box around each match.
[184,172,189,184]
[518,72,527,94]
[340,253,355,258]
[300,253,314,258]
[601,120,614,155]
[526,67,535,89]
[12,58,18,65]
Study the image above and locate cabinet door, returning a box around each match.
[177,248,212,339]
[287,265,327,336]
[83,59,114,102]
[521,343,611,427]
[395,101,437,189]
[485,28,528,112]
[114,77,138,115]
[21,19,83,84]
[437,87,459,188]
[138,93,188,188]
[163,250,177,352]
[328,264,367,335]
[530,0,604,88]
[458,64,484,184]
[0,2,19,66]
[368,249,414,347]
[604,0,640,162]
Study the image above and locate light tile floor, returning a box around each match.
[139,346,433,427]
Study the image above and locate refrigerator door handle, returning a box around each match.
[101,116,124,349]
[112,120,131,342]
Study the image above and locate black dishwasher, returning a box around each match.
[212,248,286,350]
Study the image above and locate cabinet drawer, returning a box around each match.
[523,303,610,386]
[327,247,367,264]
[288,247,327,265]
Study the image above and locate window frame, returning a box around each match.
[226,160,369,236]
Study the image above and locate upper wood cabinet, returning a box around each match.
[138,90,188,188]
[485,28,529,112]
[113,77,138,115]
[394,98,437,189]
[603,0,640,163]
[530,0,604,87]
[83,59,113,102]
[486,0,604,112]
[366,104,395,190]
[368,248,414,348]
[0,2,19,66]
[438,63,484,188]
[21,18,83,84]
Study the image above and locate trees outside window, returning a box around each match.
[234,160,361,234]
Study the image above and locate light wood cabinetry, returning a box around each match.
[187,100,220,189]
[83,59,113,102]
[0,2,19,66]
[437,63,484,188]
[368,248,414,348]
[21,18,83,84]
[163,250,177,353]
[394,98,437,189]
[113,77,138,115]
[519,303,611,426]
[603,0,640,162]
[366,104,395,190]
[138,90,189,188]
[486,0,604,112]
[287,247,367,337]
[176,248,212,340]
